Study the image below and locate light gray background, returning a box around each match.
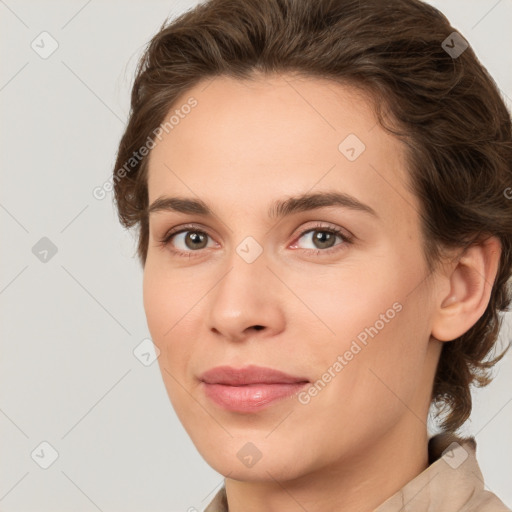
[1,1,511,511]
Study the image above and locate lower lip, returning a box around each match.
[202,382,309,412]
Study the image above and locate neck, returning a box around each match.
[224,421,429,512]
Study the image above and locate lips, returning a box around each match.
[199,365,309,412]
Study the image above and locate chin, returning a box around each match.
[199,443,310,482]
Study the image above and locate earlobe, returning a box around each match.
[431,236,501,342]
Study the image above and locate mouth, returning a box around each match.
[199,364,310,413]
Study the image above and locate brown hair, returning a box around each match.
[112,0,512,432]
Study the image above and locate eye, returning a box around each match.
[157,223,352,258]
[173,231,213,250]
[158,227,217,256]
[292,226,351,252]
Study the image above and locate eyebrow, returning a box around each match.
[147,191,378,219]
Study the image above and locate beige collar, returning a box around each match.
[204,434,509,512]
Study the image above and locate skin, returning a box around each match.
[142,73,501,512]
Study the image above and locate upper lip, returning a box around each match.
[199,365,309,385]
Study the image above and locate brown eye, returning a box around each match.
[184,231,208,249]
[163,230,214,252]
[311,230,337,249]
[295,228,347,251]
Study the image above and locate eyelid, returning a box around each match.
[158,223,217,247]
[289,221,354,246]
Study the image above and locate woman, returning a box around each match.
[112,0,512,510]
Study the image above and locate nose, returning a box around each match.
[206,254,286,343]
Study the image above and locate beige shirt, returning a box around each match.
[204,434,510,511]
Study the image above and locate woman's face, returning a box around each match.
[143,74,443,481]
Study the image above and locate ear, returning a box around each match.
[431,236,502,342]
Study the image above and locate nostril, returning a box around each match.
[252,325,265,331]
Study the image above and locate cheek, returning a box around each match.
[143,266,201,416]
[298,248,431,402]
[143,262,200,342]
[143,265,196,384]
[287,258,405,343]
[142,267,169,344]
[291,300,431,469]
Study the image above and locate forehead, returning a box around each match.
[146,73,418,225]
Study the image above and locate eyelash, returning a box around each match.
[157,223,353,258]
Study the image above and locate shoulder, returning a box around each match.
[430,433,511,512]
[463,490,511,511]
